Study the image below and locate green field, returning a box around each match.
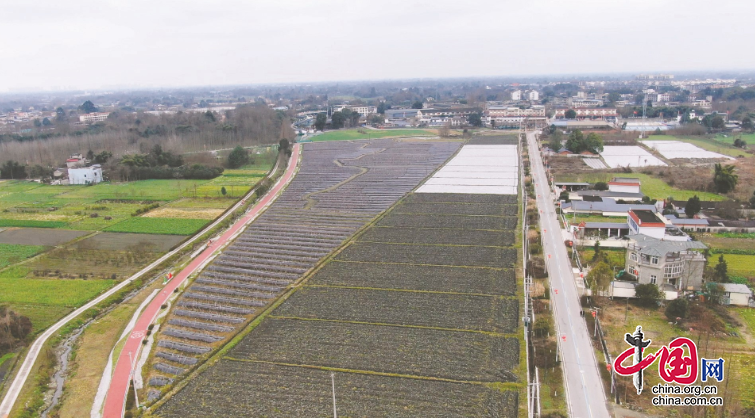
[0,220,68,228]
[310,129,436,142]
[714,232,755,239]
[713,133,755,146]
[103,217,208,235]
[717,254,755,278]
[0,277,113,306]
[643,135,748,158]
[0,244,48,268]
[558,172,725,201]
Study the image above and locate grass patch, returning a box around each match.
[557,172,724,201]
[104,217,208,235]
[715,232,755,239]
[59,179,210,201]
[717,254,755,278]
[311,129,435,142]
[0,219,68,228]
[0,244,48,267]
[0,278,114,307]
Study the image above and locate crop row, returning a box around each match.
[394,202,518,216]
[273,287,519,333]
[468,135,519,145]
[308,260,517,295]
[157,360,518,418]
[377,213,518,230]
[359,226,515,247]
[403,192,517,205]
[336,241,517,268]
[229,318,519,382]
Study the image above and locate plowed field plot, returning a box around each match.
[229,318,519,382]
[336,242,516,267]
[378,213,517,230]
[146,139,460,386]
[0,227,87,246]
[360,227,515,247]
[273,287,518,333]
[468,135,519,145]
[404,192,517,204]
[394,201,518,216]
[157,361,518,418]
[75,232,184,252]
[309,261,517,295]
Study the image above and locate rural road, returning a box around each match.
[526,131,609,418]
[101,144,300,418]
[0,144,299,418]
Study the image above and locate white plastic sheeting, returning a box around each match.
[599,146,667,168]
[416,145,519,195]
[642,140,734,160]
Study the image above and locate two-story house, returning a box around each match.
[624,234,707,296]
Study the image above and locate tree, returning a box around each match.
[468,112,483,127]
[55,107,67,122]
[86,150,95,160]
[549,130,563,151]
[591,240,603,263]
[33,119,41,128]
[411,101,424,109]
[79,100,97,114]
[734,137,747,149]
[377,102,388,114]
[370,114,384,126]
[331,111,346,129]
[742,116,754,132]
[221,186,227,196]
[711,116,725,130]
[665,298,689,321]
[204,110,216,122]
[564,109,577,119]
[713,163,738,193]
[0,161,26,180]
[93,151,112,164]
[227,146,250,169]
[42,117,52,126]
[314,113,327,131]
[587,261,612,293]
[713,254,729,283]
[750,190,755,209]
[584,132,604,153]
[594,181,608,191]
[279,138,291,157]
[635,283,662,307]
[685,195,701,217]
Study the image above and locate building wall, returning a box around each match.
[608,184,640,194]
[68,167,103,185]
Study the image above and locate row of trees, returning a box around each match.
[548,129,604,154]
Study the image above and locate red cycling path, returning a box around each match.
[102,144,300,418]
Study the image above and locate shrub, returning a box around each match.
[594,182,608,191]
[635,283,662,307]
[665,298,689,321]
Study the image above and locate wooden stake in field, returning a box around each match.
[331,372,338,418]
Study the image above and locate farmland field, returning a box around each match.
[74,232,184,252]
[154,152,521,415]
[647,135,748,158]
[716,254,755,278]
[274,287,519,333]
[310,261,516,295]
[336,241,517,267]
[310,128,436,142]
[642,139,734,160]
[228,318,519,382]
[359,226,515,246]
[103,217,208,235]
[0,244,47,268]
[157,361,518,417]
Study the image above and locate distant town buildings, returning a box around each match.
[79,112,110,123]
[510,90,521,101]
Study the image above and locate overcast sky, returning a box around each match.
[2,0,753,91]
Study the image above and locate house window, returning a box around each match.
[651,256,659,265]
[650,275,657,284]
[630,253,637,262]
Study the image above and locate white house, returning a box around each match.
[720,283,753,307]
[608,177,641,194]
[527,90,540,101]
[510,90,521,101]
[68,164,103,185]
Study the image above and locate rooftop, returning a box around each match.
[565,199,656,214]
[576,190,645,199]
[627,233,707,256]
[721,283,753,295]
[610,177,641,185]
[584,222,629,229]
[631,209,663,224]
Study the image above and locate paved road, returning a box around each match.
[0,145,298,418]
[101,144,300,417]
[526,131,609,418]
